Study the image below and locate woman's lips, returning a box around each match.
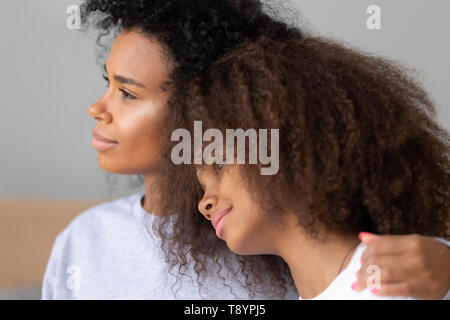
[212,207,232,239]
[92,132,119,151]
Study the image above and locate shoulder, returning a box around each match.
[55,192,143,244]
[47,192,149,270]
[41,192,148,299]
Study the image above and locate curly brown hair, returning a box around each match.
[149,34,450,299]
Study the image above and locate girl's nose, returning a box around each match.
[198,193,218,221]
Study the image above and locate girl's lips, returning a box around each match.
[215,213,230,239]
[212,207,232,239]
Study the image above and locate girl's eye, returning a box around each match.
[119,89,137,101]
[214,162,225,173]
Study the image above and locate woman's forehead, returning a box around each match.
[108,30,172,85]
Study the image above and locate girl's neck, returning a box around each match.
[275,226,359,299]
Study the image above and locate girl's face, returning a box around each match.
[88,30,173,175]
[196,164,286,255]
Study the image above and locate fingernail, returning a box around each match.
[369,285,378,294]
[351,281,358,290]
[358,232,374,240]
[356,270,360,279]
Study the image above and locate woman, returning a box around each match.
[42,0,450,299]
[156,33,450,299]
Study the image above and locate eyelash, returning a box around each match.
[214,162,226,173]
[102,75,137,101]
[198,163,225,194]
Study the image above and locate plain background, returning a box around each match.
[0,0,449,200]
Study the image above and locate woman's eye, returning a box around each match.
[119,89,137,101]
[103,75,136,101]
[102,75,110,87]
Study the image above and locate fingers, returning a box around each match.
[365,280,439,300]
[353,264,436,299]
[354,232,426,293]
[353,256,414,291]
[353,232,450,299]
[359,233,426,258]
[352,234,448,299]
[366,282,415,298]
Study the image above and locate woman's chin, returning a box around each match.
[97,161,121,173]
[97,160,130,175]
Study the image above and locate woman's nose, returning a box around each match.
[88,98,112,123]
[198,193,218,221]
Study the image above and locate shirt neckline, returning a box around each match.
[299,242,366,300]
[132,191,148,224]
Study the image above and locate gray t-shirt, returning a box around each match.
[41,192,298,299]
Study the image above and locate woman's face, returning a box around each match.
[88,29,173,175]
[196,164,285,255]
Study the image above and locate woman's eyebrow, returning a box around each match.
[104,64,147,89]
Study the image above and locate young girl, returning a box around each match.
[156,33,450,299]
[42,0,450,299]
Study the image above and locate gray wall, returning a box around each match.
[0,0,449,199]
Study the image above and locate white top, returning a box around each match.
[299,243,416,300]
[41,191,298,299]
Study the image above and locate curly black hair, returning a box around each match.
[80,0,302,81]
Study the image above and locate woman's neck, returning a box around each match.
[275,225,359,299]
[142,174,159,215]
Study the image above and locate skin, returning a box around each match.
[86,29,449,299]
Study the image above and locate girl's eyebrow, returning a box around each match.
[104,64,147,89]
